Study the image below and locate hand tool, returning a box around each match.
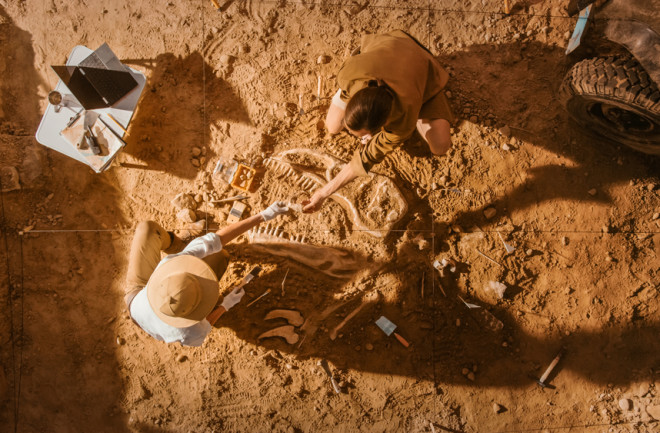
[375,316,410,348]
[66,108,84,128]
[211,194,248,204]
[236,266,262,290]
[246,289,270,307]
[475,248,504,267]
[318,359,341,394]
[533,348,565,389]
[281,267,289,296]
[497,232,515,254]
[104,113,127,135]
[85,126,101,155]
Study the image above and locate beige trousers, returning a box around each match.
[124,221,229,307]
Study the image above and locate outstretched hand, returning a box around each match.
[302,194,326,213]
[260,201,289,221]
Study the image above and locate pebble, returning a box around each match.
[171,193,197,210]
[219,54,233,65]
[176,354,187,362]
[525,248,533,256]
[493,403,503,414]
[176,208,196,223]
[588,188,597,196]
[317,55,330,64]
[499,125,511,138]
[646,404,660,420]
[466,372,475,381]
[191,158,200,167]
[502,143,511,151]
[483,207,497,219]
[647,183,657,191]
[562,236,569,246]
[652,212,659,220]
[602,226,610,233]
[194,193,203,203]
[354,345,361,351]
[618,398,631,411]
[116,337,126,345]
[461,368,469,375]
[365,343,374,351]
[455,318,461,327]
[469,115,478,123]
[439,175,448,184]
[191,147,202,157]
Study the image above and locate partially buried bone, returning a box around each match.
[265,309,304,327]
[247,225,363,279]
[264,148,407,237]
[258,325,299,344]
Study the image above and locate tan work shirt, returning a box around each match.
[336,30,454,175]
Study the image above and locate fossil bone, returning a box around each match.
[264,148,407,237]
[247,226,364,279]
[264,309,304,327]
[258,325,299,344]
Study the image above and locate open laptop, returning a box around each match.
[52,43,138,110]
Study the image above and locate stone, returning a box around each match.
[191,158,200,167]
[652,212,659,220]
[646,404,660,420]
[219,54,233,65]
[317,55,330,64]
[588,188,597,196]
[116,337,126,345]
[618,398,631,411]
[191,146,202,157]
[0,166,20,192]
[484,281,507,299]
[525,248,533,256]
[499,125,511,138]
[466,372,475,381]
[365,343,374,351]
[483,207,497,219]
[176,208,196,223]
[171,193,198,210]
[176,354,187,362]
[562,236,569,246]
[469,115,478,123]
[461,368,469,375]
[502,143,511,151]
[493,402,503,414]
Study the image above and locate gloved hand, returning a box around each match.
[260,201,289,221]
[220,287,245,311]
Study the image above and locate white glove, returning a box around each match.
[220,287,245,311]
[260,201,289,221]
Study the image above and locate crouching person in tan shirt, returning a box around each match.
[124,201,289,347]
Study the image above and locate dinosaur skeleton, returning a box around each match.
[264,148,408,238]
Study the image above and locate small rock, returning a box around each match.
[354,345,361,351]
[171,193,198,210]
[647,183,657,191]
[461,368,469,375]
[116,337,126,345]
[601,225,610,233]
[466,372,475,381]
[499,125,511,138]
[561,236,569,246]
[219,54,233,65]
[191,158,200,167]
[588,188,597,196]
[483,207,497,219]
[0,166,20,192]
[502,143,511,151]
[439,175,448,184]
[176,208,196,223]
[176,354,187,363]
[445,90,452,98]
[469,115,478,123]
[525,248,533,256]
[455,318,461,327]
[652,212,659,220]
[194,193,203,203]
[191,146,202,157]
[646,404,660,420]
[317,55,331,64]
[493,403,503,414]
[618,398,631,411]
[365,343,374,351]
[484,281,507,299]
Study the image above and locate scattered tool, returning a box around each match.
[104,113,127,134]
[210,0,221,10]
[247,289,270,307]
[533,348,565,389]
[226,201,247,223]
[375,316,410,348]
[318,359,341,394]
[503,0,511,15]
[237,265,262,290]
[497,232,515,254]
[475,248,504,267]
[211,194,248,204]
[458,295,481,309]
[420,272,425,299]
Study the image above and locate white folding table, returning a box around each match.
[35,45,146,172]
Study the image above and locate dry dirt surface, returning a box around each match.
[1,1,659,432]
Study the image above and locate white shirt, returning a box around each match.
[129,233,223,347]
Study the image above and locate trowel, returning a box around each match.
[375,316,410,348]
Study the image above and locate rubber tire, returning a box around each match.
[559,56,660,155]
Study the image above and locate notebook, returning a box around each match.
[52,43,138,110]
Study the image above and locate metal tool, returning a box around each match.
[66,108,84,128]
[533,348,565,389]
[497,232,516,254]
[211,194,248,204]
[281,267,289,296]
[237,266,262,289]
[475,248,504,267]
[375,316,410,348]
[318,359,341,394]
[84,126,101,155]
[246,289,270,307]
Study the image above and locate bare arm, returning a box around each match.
[216,213,264,246]
[325,103,345,134]
[302,162,360,213]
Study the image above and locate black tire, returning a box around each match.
[559,56,660,155]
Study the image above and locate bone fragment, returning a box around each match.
[265,309,304,327]
[329,301,368,340]
[258,325,299,344]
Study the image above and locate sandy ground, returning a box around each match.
[1,0,659,432]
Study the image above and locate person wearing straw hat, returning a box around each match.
[303,30,454,213]
[124,201,289,347]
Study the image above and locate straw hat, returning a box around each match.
[147,255,219,328]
